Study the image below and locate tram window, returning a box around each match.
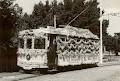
[19,38,24,48]
[34,38,45,49]
[61,37,65,41]
[27,39,32,49]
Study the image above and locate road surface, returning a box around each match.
[0,65,120,81]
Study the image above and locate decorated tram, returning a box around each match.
[17,26,100,71]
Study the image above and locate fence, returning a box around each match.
[0,47,19,72]
[103,51,120,63]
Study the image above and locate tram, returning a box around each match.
[17,25,100,71]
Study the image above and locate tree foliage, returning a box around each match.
[0,0,22,54]
[102,19,120,55]
[113,33,120,55]
[17,0,120,55]
[18,0,101,37]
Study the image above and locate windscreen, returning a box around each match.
[19,38,24,48]
[27,39,32,49]
[34,38,45,49]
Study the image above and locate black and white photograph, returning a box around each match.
[0,0,120,81]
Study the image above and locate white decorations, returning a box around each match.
[56,36,100,66]
[17,49,48,70]
[18,26,100,69]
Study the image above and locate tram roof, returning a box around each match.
[19,26,99,39]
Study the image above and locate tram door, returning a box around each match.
[47,34,57,70]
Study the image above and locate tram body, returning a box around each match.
[17,26,100,70]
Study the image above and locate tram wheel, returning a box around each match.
[19,69,24,73]
[39,68,48,74]
[19,68,32,74]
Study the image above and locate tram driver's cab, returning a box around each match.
[17,29,49,70]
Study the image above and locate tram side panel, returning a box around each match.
[56,36,100,67]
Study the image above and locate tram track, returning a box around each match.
[0,72,22,78]
[0,69,58,81]
[17,71,58,81]
[0,72,39,81]
[14,70,59,81]
[14,73,58,81]
[12,74,40,81]
[0,65,99,81]
[0,71,50,81]
[13,66,96,81]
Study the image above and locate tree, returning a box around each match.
[30,0,101,37]
[83,0,100,37]
[102,19,120,56]
[16,13,32,31]
[64,0,72,11]
[113,33,120,56]
[0,0,22,54]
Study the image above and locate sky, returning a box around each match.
[98,0,120,36]
[15,0,120,36]
[15,0,63,14]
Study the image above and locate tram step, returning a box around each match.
[48,69,58,74]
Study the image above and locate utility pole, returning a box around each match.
[99,3,103,64]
